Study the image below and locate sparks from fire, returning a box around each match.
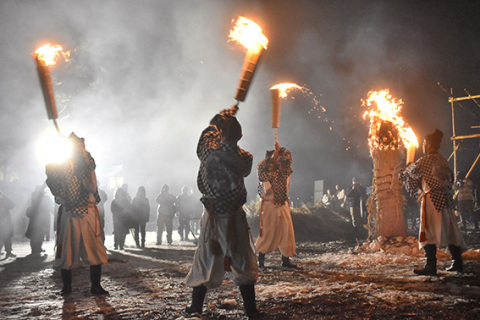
[271,82,328,122]
[228,17,268,54]
[362,89,418,151]
[33,44,70,66]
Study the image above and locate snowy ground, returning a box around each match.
[1,229,480,320]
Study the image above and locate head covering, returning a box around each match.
[425,129,443,151]
[68,132,84,144]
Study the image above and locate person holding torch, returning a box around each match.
[255,142,297,269]
[45,133,108,295]
[185,105,260,318]
[399,129,465,276]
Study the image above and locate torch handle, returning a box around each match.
[274,128,278,145]
[234,49,263,102]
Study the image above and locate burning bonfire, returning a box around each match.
[363,89,418,238]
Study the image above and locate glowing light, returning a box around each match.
[33,44,70,66]
[228,17,268,54]
[270,83,303,99]
[363,89,418,151]
[37,131,72,164]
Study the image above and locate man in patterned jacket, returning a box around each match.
[400,129,465,276]
[255,143,296,268]
[185,105,259,318]
[46,133,108,295]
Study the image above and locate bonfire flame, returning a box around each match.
[363,89,418,156]
[33,44,70,66]
[228,17,268,54]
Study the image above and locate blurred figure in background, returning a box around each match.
[0,189,15,259]
[97,183,108,244]
[454,171,476,230]
[132,186,150,248]
[176,186,195,241]
[111,188,131,250]
[156,184,176,245]
[25,184,53,255]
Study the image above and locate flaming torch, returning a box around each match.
[32,44,70,134]
[269,83,303,143]
[362,89,417,237]
[229,17,268,103]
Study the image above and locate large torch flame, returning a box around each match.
[228,17,268,54]
[230,17,269,102]
[33,44,70,66]
[363,89,418,163]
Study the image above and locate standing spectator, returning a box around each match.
[156,184,176,245]
[176,186,195,241]
[185,105,259,318]
[454,171,476,230]
[345,177,368,230]
[45,133,108,295]
[97,184,108,245]
[322,189,334,209]
[255,143,297,268]
[132,186,150,248]
[111,188,131,250]
[400,129,465,275]
[25,184,53,255]
[0,190,15,259]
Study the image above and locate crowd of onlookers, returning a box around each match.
[0,182,204,259]
[320,172,480,234]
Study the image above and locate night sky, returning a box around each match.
[1,0,480,203]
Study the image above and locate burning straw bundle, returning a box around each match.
[229,17,268,103]
[363,90,418,237]
[32,43,70,134]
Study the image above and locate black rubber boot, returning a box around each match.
[258,253,265,268]
[90,265,109,295]
[240,285,261,318]
[60,269,72,295]
[414,244,437,276]
[281,255,297,268]
[446,245,464,273]
[185,285,207,314]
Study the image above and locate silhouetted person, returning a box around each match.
[97,184,108,244]
[156,184,176,245]
[400,129,465,276]
[255,143,297,269]
[454,171,475,230]
[111,188,131,250]
[132,186,150,248]
[176,186,195,241]
[185,105,259,318]
[345,177,368,231]
[25,184,53,255]
[45,132,108,295]
[0,190,15,259]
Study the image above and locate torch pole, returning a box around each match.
[271,88,281,145]
[234,48,264,102]
[33,55,61,135]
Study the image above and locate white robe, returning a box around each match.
[185,207,258,288]
[54,204,108,270]
[419,180,465,250]
[255,179,296,257]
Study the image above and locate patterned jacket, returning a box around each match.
[196,108,252,216]
[46,152,100,215]
[399,152,454,212]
